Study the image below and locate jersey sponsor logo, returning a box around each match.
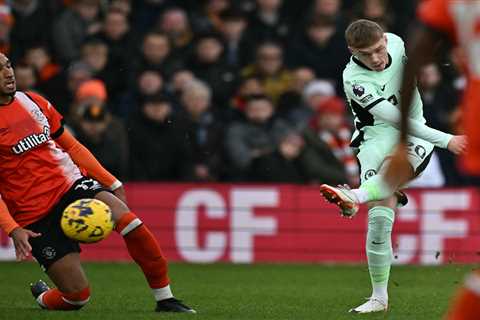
[11,126,51,155]
[352,84,365,97]
[360,94,374,104]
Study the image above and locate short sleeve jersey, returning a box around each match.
[343,33,426,147]
[0,91,82,226]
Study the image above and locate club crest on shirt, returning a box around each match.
[352,84,365,97]
[364,169,377,180]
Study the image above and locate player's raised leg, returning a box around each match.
[95,191,195,313]
[319,154,414,217]
[31,253,91,310]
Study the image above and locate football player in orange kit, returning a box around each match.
[386,1,480,319]
[0,53,195,313]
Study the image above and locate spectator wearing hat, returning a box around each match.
[285,79,336,130]
[127,94,194,181]
[75,78,108,102]
[309,96,359,185]
[70,100,129,181]
[39,61,93,116]
[70,78,108,120]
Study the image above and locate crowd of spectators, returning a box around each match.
[3,0,476,185]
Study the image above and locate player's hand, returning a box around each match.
[384,143,412,189]
[113,185,127,204]
[447,135,467,155]
[10,227,41,261]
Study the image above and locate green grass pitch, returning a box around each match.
[0,262,474,319]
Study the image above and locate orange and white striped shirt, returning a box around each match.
[0,91,82,226]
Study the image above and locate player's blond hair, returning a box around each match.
[345,19,384,48]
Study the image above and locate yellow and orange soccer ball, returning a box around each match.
[61,199,114,243]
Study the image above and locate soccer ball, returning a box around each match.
[61,198,114,243]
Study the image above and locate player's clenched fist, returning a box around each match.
[447,135,468,155]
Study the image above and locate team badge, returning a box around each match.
[352,84,365,97]
[364,169,377,180]
[42,246,56,260]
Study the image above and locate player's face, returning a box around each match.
[351,34,388,71]
[0,54,15,97]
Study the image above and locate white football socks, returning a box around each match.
[152,285,173,301]
[372,283,388,303]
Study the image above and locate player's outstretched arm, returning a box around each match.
[369,99,457,149]
[55,129,127,203]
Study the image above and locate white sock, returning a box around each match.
[152,285,173,301]
[372,283,388,303]
[36,292,47,308]
[351,188,370,203]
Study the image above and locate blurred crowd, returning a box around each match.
[3,0,476,185]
